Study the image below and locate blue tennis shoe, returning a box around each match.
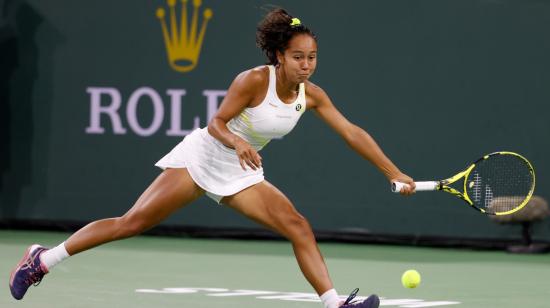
[9,244,49,300]
[340,288,380,308]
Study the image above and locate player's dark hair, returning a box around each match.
[256,8,317,65]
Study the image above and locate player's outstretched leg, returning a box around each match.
[8,168,203,300]
[9,244,49,300]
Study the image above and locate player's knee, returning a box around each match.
[280,212,314,242]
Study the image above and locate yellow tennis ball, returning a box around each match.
[401,269,421,288]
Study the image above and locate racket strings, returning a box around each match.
[466,154,534,215]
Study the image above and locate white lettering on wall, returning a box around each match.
[85,87,226,137]
[203,89,227,123]
[166,89,200,136]
[85,87,127,134]
[126,87,164,137]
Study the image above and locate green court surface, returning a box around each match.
[1,230,549,308]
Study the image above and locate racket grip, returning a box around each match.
[391,181,439,193]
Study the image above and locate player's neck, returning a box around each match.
[275,66,299,98]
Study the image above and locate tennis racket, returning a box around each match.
[392,151,535,215]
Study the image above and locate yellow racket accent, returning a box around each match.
[439,163,476,207]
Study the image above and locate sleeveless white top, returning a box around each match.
[226,65,307,151]
[155,65,307,198]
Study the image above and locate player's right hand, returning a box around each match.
[390,172,416,196]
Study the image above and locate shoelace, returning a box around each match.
[343,288,360,306]
[22,250,45,286]
[26,271,44,287]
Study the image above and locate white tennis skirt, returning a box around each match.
[155,128,264,202]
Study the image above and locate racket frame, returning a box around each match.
[392,151,536,216]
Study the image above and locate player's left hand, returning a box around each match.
[390,173,416,196]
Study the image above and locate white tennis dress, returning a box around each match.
[155,65,307,203]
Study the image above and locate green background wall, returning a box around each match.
[1,0,549,241]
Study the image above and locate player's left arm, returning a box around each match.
[306,81,415,194]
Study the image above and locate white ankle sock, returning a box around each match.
[40,242,70,270]
[320,288,341,308]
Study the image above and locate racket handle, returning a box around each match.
[391,181,439,193]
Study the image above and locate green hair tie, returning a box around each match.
[290,18,301,26]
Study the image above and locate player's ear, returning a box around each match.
[276,50,284,65]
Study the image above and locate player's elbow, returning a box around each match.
[207,117,223,136]
[343,124,364,146]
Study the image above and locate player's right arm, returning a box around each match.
[208,67,267,171]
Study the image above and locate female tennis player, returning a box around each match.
[9,8,415,308]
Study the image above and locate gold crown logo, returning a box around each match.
[156,0,213,73]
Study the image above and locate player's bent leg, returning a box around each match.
[223,182,380,308]
[223,181,333,296]
[9,168,203,300]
